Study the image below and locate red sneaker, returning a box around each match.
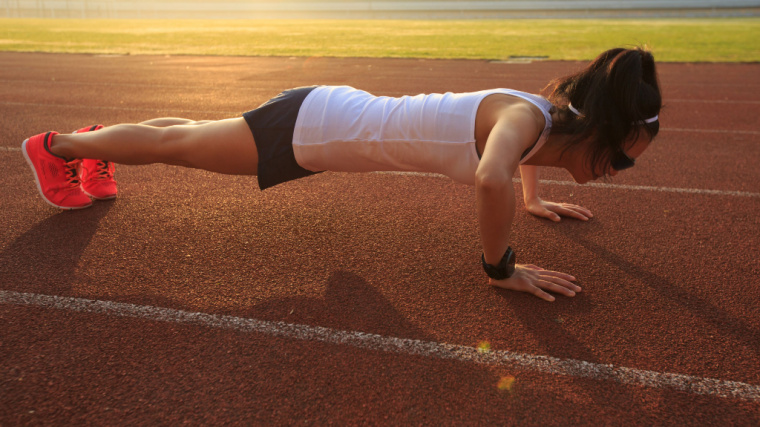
[74,125,118,200]
[22,132,92,210]
[81,159,117,200]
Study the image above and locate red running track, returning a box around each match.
[1,52,759,424]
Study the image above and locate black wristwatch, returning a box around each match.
[481,247,516,280]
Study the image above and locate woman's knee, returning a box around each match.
[156,118,258,174]
[154,126,197,167]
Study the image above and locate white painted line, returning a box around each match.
[375,173,760,198]
[0,79,278,92]
[2,290,758,402]
[661,127,760,136]
[3,100,760,135]
[0,147,21,152]
[4,79,760,105]
[531,178,760,199]
[667,99,760,105]
[0,101,238,116]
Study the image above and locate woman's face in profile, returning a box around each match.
[566,134,652,184]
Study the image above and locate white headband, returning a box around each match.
[567,103,658,124]
[567,103,583,117]
[642,114,659,124]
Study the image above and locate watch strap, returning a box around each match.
[481,247,516,280]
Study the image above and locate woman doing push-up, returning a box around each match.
[22,47,662,302]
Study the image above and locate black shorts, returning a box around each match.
[242,86,321,190]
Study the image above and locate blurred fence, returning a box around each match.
[2,0,759,18]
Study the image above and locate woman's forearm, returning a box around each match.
[476,179,516,266]
[519,164,540,204]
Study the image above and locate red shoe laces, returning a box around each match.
[64,159,82,188]
[93,161,113,180]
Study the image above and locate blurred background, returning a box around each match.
[3,0,759,19]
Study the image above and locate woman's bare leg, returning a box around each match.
[48,117,259,175]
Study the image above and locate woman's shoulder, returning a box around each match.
[474,92,549,154]
[478,92,548,129]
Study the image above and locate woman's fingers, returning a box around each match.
[532,287,556,302]
[560,203,593,217]
[537,268,577,283]
[539,273,582,293]
[489,265,581,302]
[533,201,594,222]
[536,279,577,297]
[528,206,559,221]
[530,268,582,297]
[519,264,577,285]
[552,204,591,221]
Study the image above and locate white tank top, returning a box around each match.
[292,86,553,185]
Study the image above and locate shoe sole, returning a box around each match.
[22,138,93,210]
[82,189,117,201]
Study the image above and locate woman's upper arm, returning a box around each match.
[476,109,542,186]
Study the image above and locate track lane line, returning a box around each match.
[662,127,760,135]
[3,81,760,105]
[528,178,760,198]
[374,173,760,198]
[3,101,760,135]
[2,289,759,402]
[0,101,239,115]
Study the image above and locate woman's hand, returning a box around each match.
[489,264,581,302]
[525,197,593,222]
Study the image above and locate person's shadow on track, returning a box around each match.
[553,222,760,358]
[492,218,669,418]
[0,202,113,295]
[245,270,428,340]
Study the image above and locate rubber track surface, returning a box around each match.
[1,52,759,424]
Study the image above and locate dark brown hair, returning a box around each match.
[543,47,662,175]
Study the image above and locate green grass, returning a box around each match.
[1,18,758,62]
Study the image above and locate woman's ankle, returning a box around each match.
[47,134,74,159]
